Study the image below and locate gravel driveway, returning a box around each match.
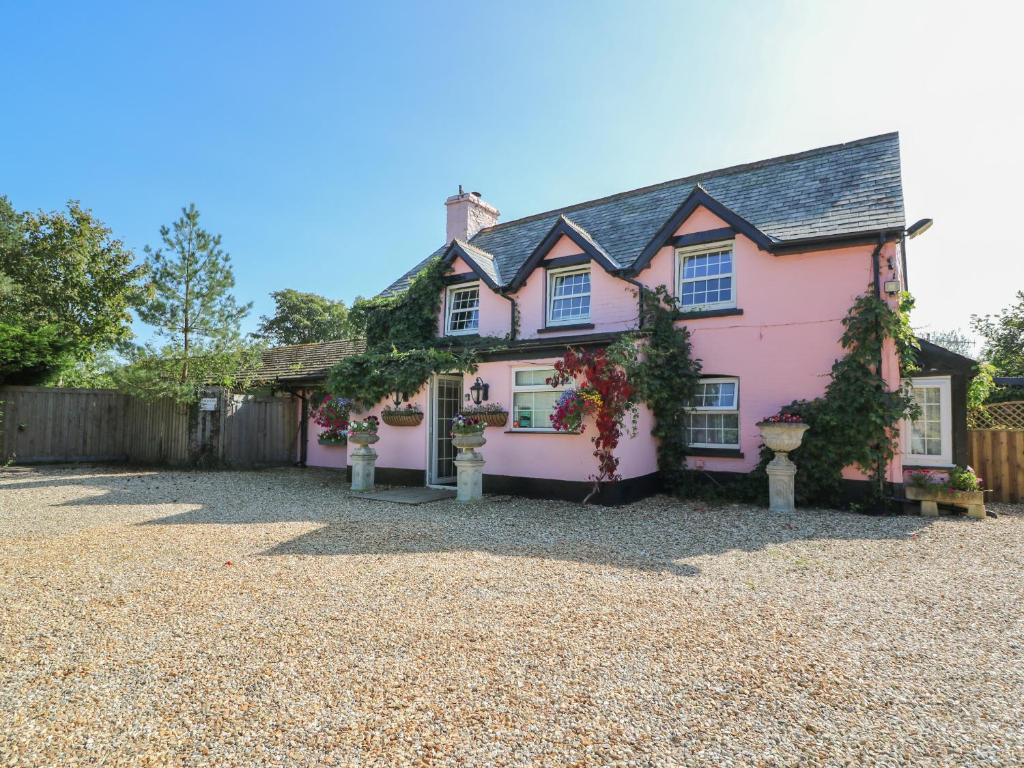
[1,466,1022,767]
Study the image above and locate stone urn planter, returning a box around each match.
[348,431,380,492]
[905,484,986,519]
[452,431,486,456]
[758,420,810,513]
[381,410,423,427]
[452,431,486,503]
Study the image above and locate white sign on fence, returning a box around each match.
[199,397,219,412]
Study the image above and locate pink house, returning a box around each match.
[261,133,974,503]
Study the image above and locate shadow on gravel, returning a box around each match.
[5,466,940,577]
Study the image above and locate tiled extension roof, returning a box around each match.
[382,133,904,295]
[254,338,365,384]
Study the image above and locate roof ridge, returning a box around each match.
[472,132,899,237]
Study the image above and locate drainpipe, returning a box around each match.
[294,388,309,467]
[617,273,647,330]
[497,291,518,340]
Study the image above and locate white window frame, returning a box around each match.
[686,377,740,449]
[904,376,953,466]
[676,240,736,312]
[445,283,480,336]
[546,266,591,326]
[510,366,567,432]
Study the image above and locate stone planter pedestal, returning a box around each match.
[348,432,380,492]
[452,432,486,503]
[758,422,810,513]
[905,485,986,519]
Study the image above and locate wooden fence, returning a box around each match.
[968,429,1024,503]
[222,394,299,467]
[0,386,298,468]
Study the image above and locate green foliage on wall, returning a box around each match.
[326,347,477,411]
[616,285,703,495]
[760,290,920,507]
[348,257,448,352]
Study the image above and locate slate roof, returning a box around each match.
[254,339,365,384]
[382,132,905,295]
[451,239,502,285]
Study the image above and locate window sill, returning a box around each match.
[677,307,743,321]
[537,322,595,333]
[504,429,582,435]
[687,447,744,458]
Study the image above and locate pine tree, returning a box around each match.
[138,204,252,384]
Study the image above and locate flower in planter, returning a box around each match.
[349,416,380,434]
[949,465,983,492]
[382,402,423,414]
[451,413,485,435]
[550,387,600,433]
[758,411,806,425]
[310,394,352,442]
[461,402,507,416]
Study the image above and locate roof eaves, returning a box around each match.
[507,215,620,290]
[442,240,502,290]
[629,184,774,273]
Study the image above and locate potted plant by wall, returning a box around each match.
[461,402,509,428]
[450,414,486,455]
[311,394,352,446]
[347,416,380,448]
[905,466,987,519]
[757,412,810,454]
[381,402,424,427]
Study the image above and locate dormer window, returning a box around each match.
[547,266,591,325]
[445,284,479,335]
[677,241,735,311]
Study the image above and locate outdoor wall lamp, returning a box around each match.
[905,218,933,239]
[468,377,490,405]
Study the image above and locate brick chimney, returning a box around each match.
[445,185,499,243]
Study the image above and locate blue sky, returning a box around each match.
[3,1,1021,349]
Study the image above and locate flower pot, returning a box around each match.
[452,432,486,454]
[757,422,810,454]
[348,431,380,449]
[475,411,508,428]
[381,411,423,427]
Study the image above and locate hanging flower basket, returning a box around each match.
[317,434,347,446]
[381,408,423,427]
[462,403,509,427]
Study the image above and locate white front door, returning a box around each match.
[430,375,463,484]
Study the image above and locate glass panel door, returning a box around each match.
[432,375,462,484]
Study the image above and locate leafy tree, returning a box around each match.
[971,291,1024,376]
[0,196,145,384]
[924,328,975,358]
[133,204,254,394]
[256,289,350,346]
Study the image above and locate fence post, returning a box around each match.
[189,387,225,467]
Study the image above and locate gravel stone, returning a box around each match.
[1,466,1022,767]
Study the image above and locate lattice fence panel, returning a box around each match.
[968,400,1024,431]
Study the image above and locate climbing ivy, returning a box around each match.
[348,256,448,352]
[759,290,920,508]
[326,347,477,411]
[617,285,703,495]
